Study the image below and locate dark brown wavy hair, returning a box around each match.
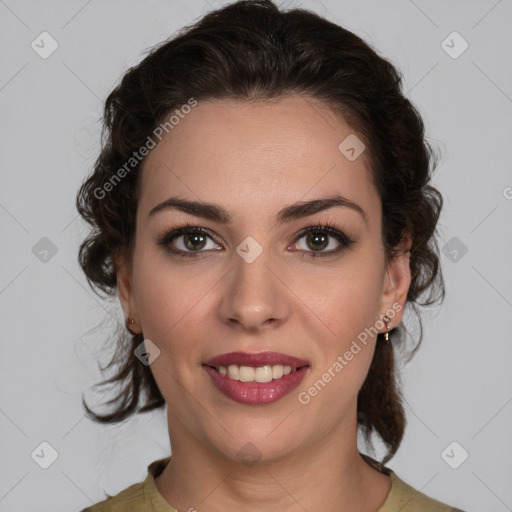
[76,0,444,467]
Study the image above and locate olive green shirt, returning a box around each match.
[80,456,465,511]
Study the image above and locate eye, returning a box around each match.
[156,221,355,259]
[291,222,355,258]
[157,225,222,258]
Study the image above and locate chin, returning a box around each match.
[204,423,305,467]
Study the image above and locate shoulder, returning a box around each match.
[79,480,145,512]
[381,470,466,512]
[79,456,172,512]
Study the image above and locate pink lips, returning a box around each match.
[204,351,309,368]
[202,351,310,405]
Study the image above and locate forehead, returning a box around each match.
[138,95,378,223]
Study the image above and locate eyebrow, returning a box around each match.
[148,194,367,225]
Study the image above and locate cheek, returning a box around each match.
[131,256,212,409]
[134,267,202,342]
[295,252,385,338]
[131,248,169,323]
[131,246,223,368]
[291,251,384,405]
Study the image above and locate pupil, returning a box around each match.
[185,234,206,250]
[308,232,327,250]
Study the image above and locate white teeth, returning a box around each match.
[272,364,283,379]
[239,366,255,382]
[255,366,273,383]
[216,364,301,382]
[227,365,240,380]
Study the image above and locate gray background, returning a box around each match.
[1,0,511,511]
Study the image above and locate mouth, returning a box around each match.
[202,351,310,382]
[203,363,309,383]
[202,351,310,404]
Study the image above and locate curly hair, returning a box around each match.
[76,0,444,467]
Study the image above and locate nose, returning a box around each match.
[219,246,289,331]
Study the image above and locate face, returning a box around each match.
[117,95,411,464]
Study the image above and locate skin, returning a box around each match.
[116,94,411,512]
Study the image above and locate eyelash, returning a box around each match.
[156,220,355,259]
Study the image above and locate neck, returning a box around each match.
[154,410,392,512]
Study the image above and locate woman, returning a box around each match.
[76,1,465,510]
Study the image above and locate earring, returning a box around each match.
[130,319,135,325]
[382,315,391,343]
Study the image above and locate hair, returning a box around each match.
[76,0,444,467]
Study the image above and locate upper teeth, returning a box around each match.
[217,364,296,383]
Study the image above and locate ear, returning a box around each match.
[115,251,142,334]
[378,233,412,330]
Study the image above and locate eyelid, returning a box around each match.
[155,220,355,258]
[155,224,221,252]
[291,222,355,258]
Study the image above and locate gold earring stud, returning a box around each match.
[383,315,391,343]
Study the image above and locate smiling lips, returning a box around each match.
[202,351,310,404]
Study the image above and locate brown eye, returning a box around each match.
[292,224,355,258]
[182,232,208,251]
[157,227,222,258]
[305,231,329,251]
